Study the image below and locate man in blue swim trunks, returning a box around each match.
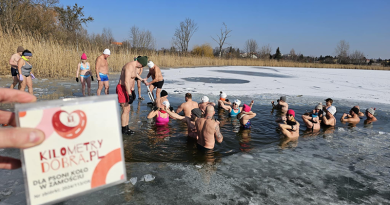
[95,49,110,95]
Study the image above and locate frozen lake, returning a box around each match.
[0,66,389,204]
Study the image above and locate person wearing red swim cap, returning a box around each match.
[276,109,300,139]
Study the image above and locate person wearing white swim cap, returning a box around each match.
[96,48,111,96]
[219,99,254,117]
[218,91,231,107]
[143,60,164,106]
[198,96,216,114]
[322,105,337,126]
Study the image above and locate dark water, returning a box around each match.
[182,77,250,84]
[1,73,390,204]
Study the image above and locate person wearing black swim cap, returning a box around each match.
[340,106,360,125]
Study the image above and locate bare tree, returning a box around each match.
[244,39,258,57]
[211,22,232,58]
[129,25,156,50]
[290,48,296,61]
[259,44,272,59]
[102,27,114,45]
[349,50,365,65]
[335,40,350,64]
[172,18,198,53]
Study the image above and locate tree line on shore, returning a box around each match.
[1,0,388,73]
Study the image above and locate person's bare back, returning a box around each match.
[196,106,223,149]
[177,100,198,117]
[148,65,163,82]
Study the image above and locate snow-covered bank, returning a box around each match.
[162,66,390,104]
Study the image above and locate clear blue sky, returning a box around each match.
[62,0,389,59]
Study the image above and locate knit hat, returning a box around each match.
[137,56,148,67]
[327,106,336,116]
[161,90,168,97]
[233,99,241,106]
[17,46,24,53]
[220,91,227,99]
[103,49,110,55]
[243,104,251,112]
[366,108,375,115]
[201,96,209,103]
[315,103,322,110]
[147,61,154,68]
[280,96,286,102]
[81,53,87,60]
[287,109,295,117]
[191,108,202,118]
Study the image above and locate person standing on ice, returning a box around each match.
[272,96,288,113]
[96,49,110,95]
[143,61,164,105]
[9,46,24,89]
[116,56,147,135]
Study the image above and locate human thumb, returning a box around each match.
[0,128,45,149]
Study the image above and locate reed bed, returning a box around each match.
[1,29,388,79]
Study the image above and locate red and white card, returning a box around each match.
[16,95,126,205]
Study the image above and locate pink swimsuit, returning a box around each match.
[156,111,169,126]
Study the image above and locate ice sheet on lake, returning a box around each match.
[162,66,390,105]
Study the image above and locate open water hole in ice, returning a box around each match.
[0,73,390,204]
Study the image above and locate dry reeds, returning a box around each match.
[1,28,388,79]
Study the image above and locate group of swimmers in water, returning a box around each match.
[7,47,379,151]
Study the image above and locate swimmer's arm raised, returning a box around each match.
[340,113,349,123]
[147,110,158,119]
[175,104,184,114]
[218,100,231,111]
[246,111,257,120]
[214,122,223,143]
[249,100,254,108]
[322,115,332,125]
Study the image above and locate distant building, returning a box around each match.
[111,42,122,46]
